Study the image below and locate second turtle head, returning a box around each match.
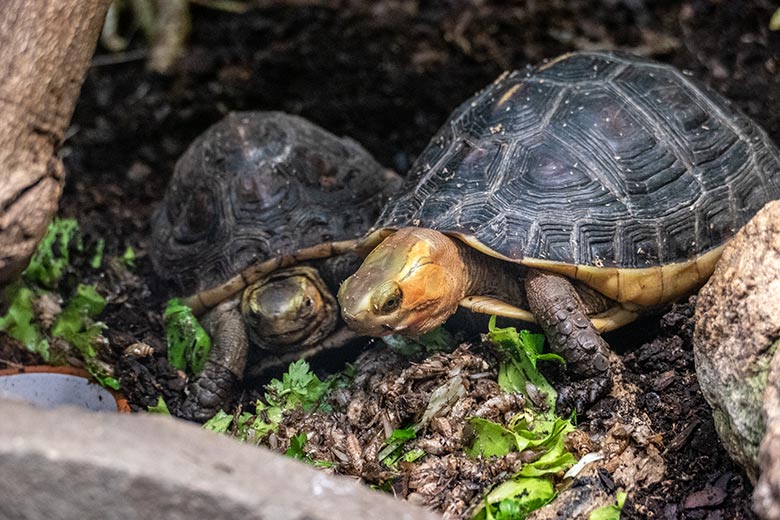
[242,265,336,350]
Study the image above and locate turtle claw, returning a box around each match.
[555,373,613,417]
[178,362,238,422]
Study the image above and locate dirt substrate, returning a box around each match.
[3,1,780,518]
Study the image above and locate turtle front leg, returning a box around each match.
[178,298,248,422]
[525,269,612,414]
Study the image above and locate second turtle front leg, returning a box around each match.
[178,297,248,422]
[525,269,612,414]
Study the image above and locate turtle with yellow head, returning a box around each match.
[337,51,780,410]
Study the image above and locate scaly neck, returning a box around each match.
[452,239,527,307]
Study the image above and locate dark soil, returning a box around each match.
[4,0,779,518]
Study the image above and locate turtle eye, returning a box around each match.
[382,295,401,313]
[372,281,403,315]
[298,296,316,319]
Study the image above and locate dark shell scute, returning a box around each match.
[375,51,780,268]
[573,221,620,265]
[534,52,628,83]
[451,74,560,142]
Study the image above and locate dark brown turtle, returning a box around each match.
[151,111,400,421]
[337,51,780,411]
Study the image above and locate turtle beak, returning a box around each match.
[341,313,404,336]
[338,279,397,336]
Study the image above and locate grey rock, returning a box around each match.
[694,201,780,482]
[0,398,440,520]
[754,350,780,519]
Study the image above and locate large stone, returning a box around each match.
[694,200,780,482]
[755,351,780,519]
[0,398,440,520]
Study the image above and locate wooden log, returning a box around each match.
[0,0,111,284]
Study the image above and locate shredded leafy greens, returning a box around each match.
[468,317,578,520]
[0,219,118,388]
[163,298,211,374]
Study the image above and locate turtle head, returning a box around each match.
[338,227,467,337]
[241,266,336,350]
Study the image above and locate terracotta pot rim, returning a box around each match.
[0,364,131,413]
